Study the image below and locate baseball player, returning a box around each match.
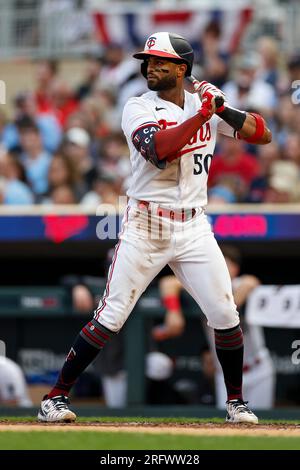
[38,32,271,424]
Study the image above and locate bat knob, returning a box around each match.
[215,96,224,108]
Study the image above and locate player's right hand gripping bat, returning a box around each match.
[187,75,225,111]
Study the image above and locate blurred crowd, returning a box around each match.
[0,22,300,206]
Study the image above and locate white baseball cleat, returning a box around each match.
[37,395,76,423]
[226,399,258,424]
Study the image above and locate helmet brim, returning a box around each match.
[133,50,181,60]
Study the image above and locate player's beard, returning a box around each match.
[147,74,177,91]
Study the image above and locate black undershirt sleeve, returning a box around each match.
[217,106,247,131]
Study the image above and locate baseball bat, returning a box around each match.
[187,75,225,109]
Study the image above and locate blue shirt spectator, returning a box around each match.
[21,150,52,195]
[18,121,52,195]
[0,152,35,204]
[3,180,34,205]
[2,114,61,154]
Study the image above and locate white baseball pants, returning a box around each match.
[94,199,239,332]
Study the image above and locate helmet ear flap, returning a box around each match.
[141,60,148,78]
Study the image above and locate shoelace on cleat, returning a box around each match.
[228,400,252,414]
[51,396,70,410]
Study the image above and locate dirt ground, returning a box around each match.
[0,422,300,437]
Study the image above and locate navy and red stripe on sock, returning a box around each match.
[47,319,114,399]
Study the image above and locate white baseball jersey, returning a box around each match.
[121,90,234,209]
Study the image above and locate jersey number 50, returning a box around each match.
[193,153,212,175]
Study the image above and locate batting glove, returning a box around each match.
[198,90,219,119]
[194,80,227,113]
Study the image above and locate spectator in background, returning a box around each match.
[284,132,300,168]
[208,136,260,201]
[65,112,89,133]
[263,160,300,203]
[98,132,131,190]
[248,142,281,203]
[92,84,120,132]
[18,120,52,198]
[0,152,34,205]
[1,92,61,154]
[49,185,77,205]
[223,54,277,119]
[208,176,239,204]
[99,43,125,88]
[80,174,121,208]
[256,36,282,90]
[49,79,79,128]
[79,97,106,137]
[0,110,8,154]
[34,59,59,114]
[286,53,300,92]
[78,97,110,158]
[114,51,148,115]
[76,52,103,101]
[98,132,131,195]
[275,93,299,148]
[42,153,80,203]
[63,127,97,193]
[198,20,229,88]
[64,111,98,156]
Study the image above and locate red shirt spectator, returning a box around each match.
[34,60,59,114]
[208,137,260,188]
[49,79,79,128]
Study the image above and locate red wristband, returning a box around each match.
[162,295,181,312]
[244,113,265,143]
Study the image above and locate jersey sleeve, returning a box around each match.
[121,97,166,169]
[121,97,159,139]
[215,114,236,138]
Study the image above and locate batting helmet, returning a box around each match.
[133,32,194,78]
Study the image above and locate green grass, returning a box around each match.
[0,416,300,450]
[0,431,300,450]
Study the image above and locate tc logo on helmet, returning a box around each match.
[147,37,156,49]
